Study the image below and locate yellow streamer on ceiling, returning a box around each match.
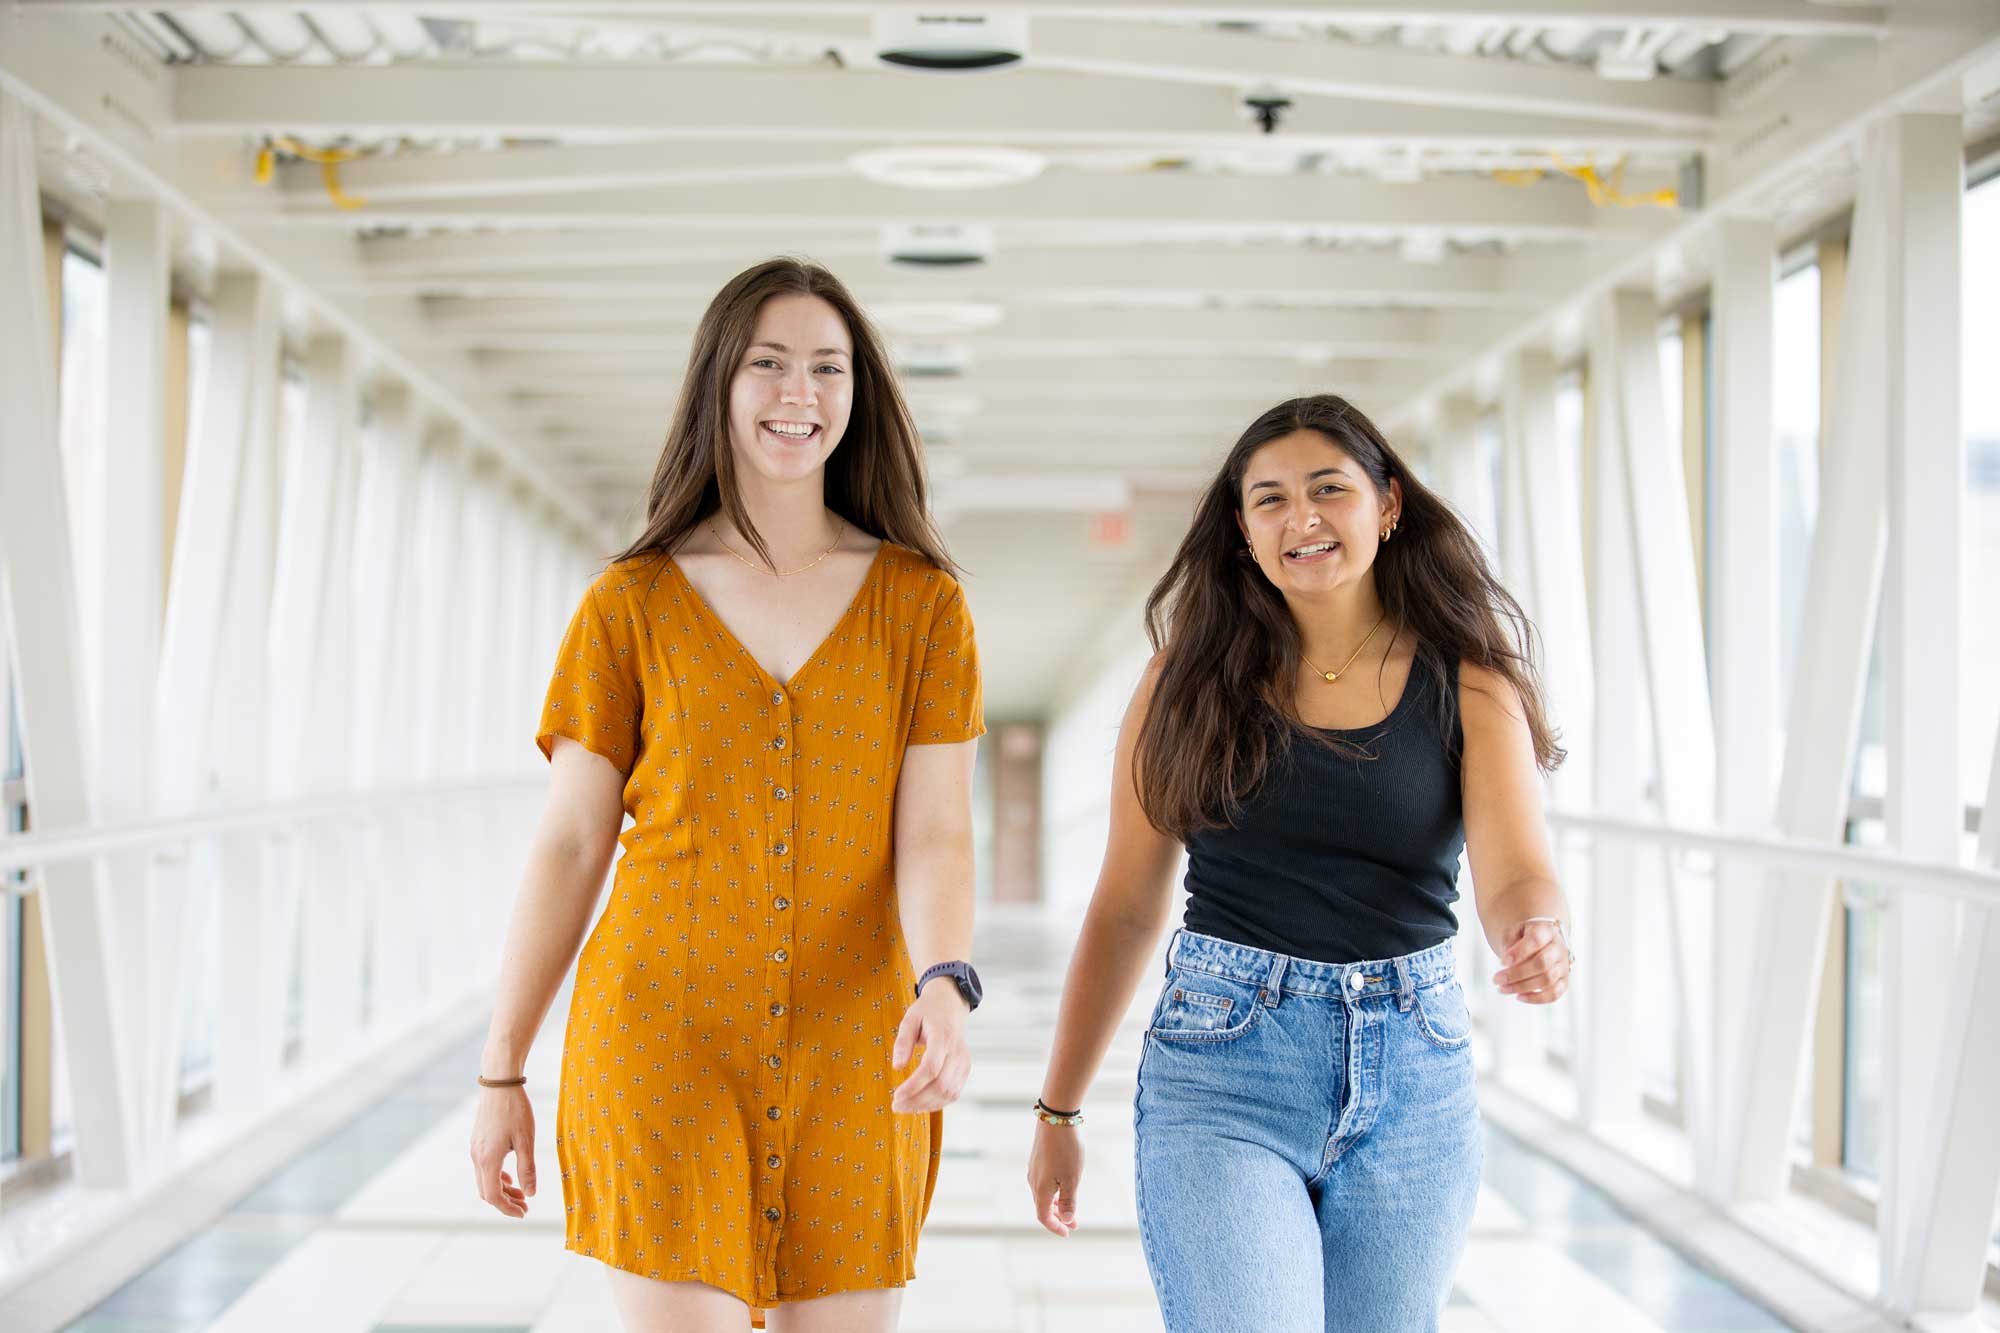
[255,135,369,211]
[1491,153,1678,209]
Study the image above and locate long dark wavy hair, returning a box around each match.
[608,257,957,573]
[1134,394,1564,838]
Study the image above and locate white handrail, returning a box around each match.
[1546,809,2000,906]
[0,776,544,876]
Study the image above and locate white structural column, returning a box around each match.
[1434,391,1534,1075]
[1503,350,1594,1060]
[1597,288,1718,1148]
[408,426,468,1008]
[210,278,287,1115]
[1875,112,1968,1315]
[1495,376,1537,623]
[268,336,364,1064]
[1705,216,1780,1200]
[1435,394,1495,560]
[100,196,174,1163]
[351,387,424,1026]
[0,88,135,1186]
[1504,350,1594,794]
[1728,129,1891,1206]
[1579,321,1645,1129]
[1899,732,2000,1316]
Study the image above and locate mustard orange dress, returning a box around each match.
[534,540,984,1323]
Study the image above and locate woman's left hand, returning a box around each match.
[890,983,972,1113]
[1493,918,1573,1004]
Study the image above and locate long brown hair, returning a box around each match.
[608,257,956,573]
[1135,394,1564,838]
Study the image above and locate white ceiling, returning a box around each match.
[8,1,1999,719]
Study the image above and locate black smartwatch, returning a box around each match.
[915,960,982,1012]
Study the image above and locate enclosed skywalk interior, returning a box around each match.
[2,3,1999,1331]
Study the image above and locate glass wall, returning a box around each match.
[1960,169,2000,857]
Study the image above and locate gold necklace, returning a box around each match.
[1300,612,1386,683]
[714,517,846,577]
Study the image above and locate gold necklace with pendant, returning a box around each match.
[1300,612,1386,683]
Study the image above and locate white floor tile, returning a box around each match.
[379,1231,571,1324]
[203,1230,445,1333]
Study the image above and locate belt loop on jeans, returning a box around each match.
[1259,951,1287,1007]
[1164,928,1183,977]
[1392,956,1414,1011]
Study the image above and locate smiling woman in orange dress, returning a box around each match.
[469,258,987,1333]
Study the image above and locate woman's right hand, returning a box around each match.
[470,1085,537,1218]
[1027,1118,1084,1236]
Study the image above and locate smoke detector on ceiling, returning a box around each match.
[895,343,972,378]
[873,14,1028,72]
[882,223,995,269]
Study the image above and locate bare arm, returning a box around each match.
[470,737,624,1219]
[1460,661,1573,1003]
[888,736,979,1114]
[1038,656,1184,1112]
[479,736,628,1077]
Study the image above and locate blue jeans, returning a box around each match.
[1133,928,1482,1333]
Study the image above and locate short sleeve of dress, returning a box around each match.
[908,580,986,745]
[536,577,643,774]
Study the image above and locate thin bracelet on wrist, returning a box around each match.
[477,1074,526,1088]
[1033,1097,1084,1126]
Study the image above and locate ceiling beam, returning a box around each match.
[172,65,1708,151]
[1028,19,1716,131]
[240,171,1655,239]
[480,359,1398,397]
[411,301,1501,345]
[343,246,1573,308]
[24,2,1891,39]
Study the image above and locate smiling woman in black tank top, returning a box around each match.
[1027,394,1575,1333]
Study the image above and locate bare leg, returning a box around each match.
[765,1287,905,1333]
[604,1268,756,1333]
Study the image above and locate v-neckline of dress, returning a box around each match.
[667,540,889,692]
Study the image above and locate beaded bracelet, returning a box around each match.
[1032,1098,1084,1127]
[477,1074,527,1088]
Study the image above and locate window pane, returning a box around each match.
[1659,324,1684,466]
[1962,172,2000,838]
[1775,262,1821,782]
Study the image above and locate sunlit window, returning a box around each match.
[1960,170,2000,858]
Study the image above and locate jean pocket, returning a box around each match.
[1147,971,1263,1043]
[1411,978,1473,1050]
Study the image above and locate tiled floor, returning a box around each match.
[64,917,1796,1332]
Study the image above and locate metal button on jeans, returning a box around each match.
[1348,971,1366,993]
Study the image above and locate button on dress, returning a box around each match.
[534,542,984,1324]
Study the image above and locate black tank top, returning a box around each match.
[1181,654,1466,964]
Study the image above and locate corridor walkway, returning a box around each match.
[65,917,1793,1333]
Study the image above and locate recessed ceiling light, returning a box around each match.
[850,146,1045,190]
[873,14,1028,72]
[873,303,1005,336]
